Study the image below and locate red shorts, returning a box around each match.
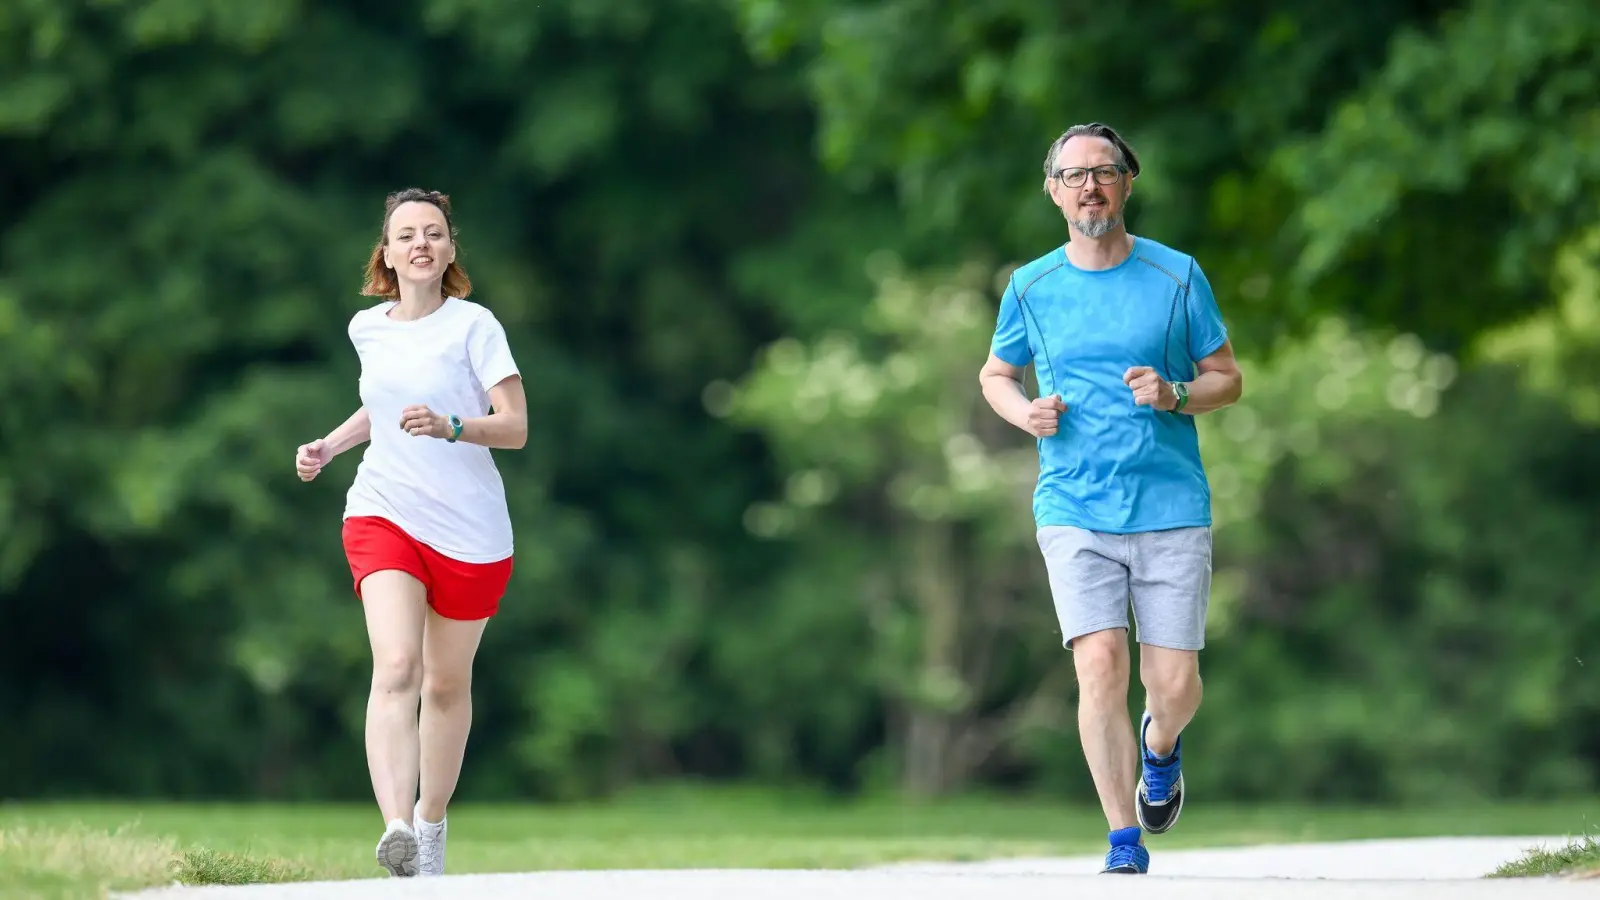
[341,515,513,621]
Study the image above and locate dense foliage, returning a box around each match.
[1,0,1594,802]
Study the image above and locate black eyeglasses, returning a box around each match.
[1054,165,1127,188]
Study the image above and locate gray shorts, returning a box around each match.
[1036,525,1212,651]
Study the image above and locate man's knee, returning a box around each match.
[1139,649,1201,707]
[1072,629,1129,699]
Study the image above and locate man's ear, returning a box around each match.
[1045,179,1062,209]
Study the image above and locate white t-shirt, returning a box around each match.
[342,297,521,563]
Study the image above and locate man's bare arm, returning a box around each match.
[1180,339,1243,414]
[979,354,1064,437]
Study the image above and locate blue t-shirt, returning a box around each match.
[990,236,1229,534]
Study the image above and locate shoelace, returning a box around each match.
[1142,752,1180,803]
[417,827,444,873]
[1105,843,1149,871]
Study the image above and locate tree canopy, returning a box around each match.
[1,0,1595,802]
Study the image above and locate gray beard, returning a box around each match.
[1071,211,1120,239]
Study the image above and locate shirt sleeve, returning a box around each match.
[466,308,521,392]
[990,275,1033,367]
[348,306,372,346]
[1185,261,1229,362]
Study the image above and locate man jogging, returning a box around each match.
[978,122,1243,875]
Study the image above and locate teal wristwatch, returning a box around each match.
[1172,381,1190,412]
[446,415,463,442]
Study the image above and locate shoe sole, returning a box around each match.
[376,828,418,877]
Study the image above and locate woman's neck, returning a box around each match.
[390,281,445,321]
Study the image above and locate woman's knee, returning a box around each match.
[421,665,471,709]
[360,569,429,697]
[372,653,422,696]
[419,613,488,709]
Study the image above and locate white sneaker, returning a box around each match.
[375,819,418,877]
[414,802,447,876]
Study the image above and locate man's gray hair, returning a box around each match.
[1042,122,1142,191]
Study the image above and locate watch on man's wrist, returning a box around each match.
[446,414,463,442]
[1172,381,1189,412]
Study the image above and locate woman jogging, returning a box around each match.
[294,188,527,877]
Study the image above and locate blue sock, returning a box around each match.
[1110,826,1143,848]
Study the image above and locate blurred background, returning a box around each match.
[2,0,1597,814]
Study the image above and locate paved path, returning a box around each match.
[124,836,1597,899]
[882,835,1577,879]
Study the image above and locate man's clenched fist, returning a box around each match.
[1124,366,1177,411]
[1028,394,1067,437]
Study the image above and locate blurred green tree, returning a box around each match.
[0,0,1596,802]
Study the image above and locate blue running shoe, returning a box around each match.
[1136,710,1185,834]
[1101,826,1149,874]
